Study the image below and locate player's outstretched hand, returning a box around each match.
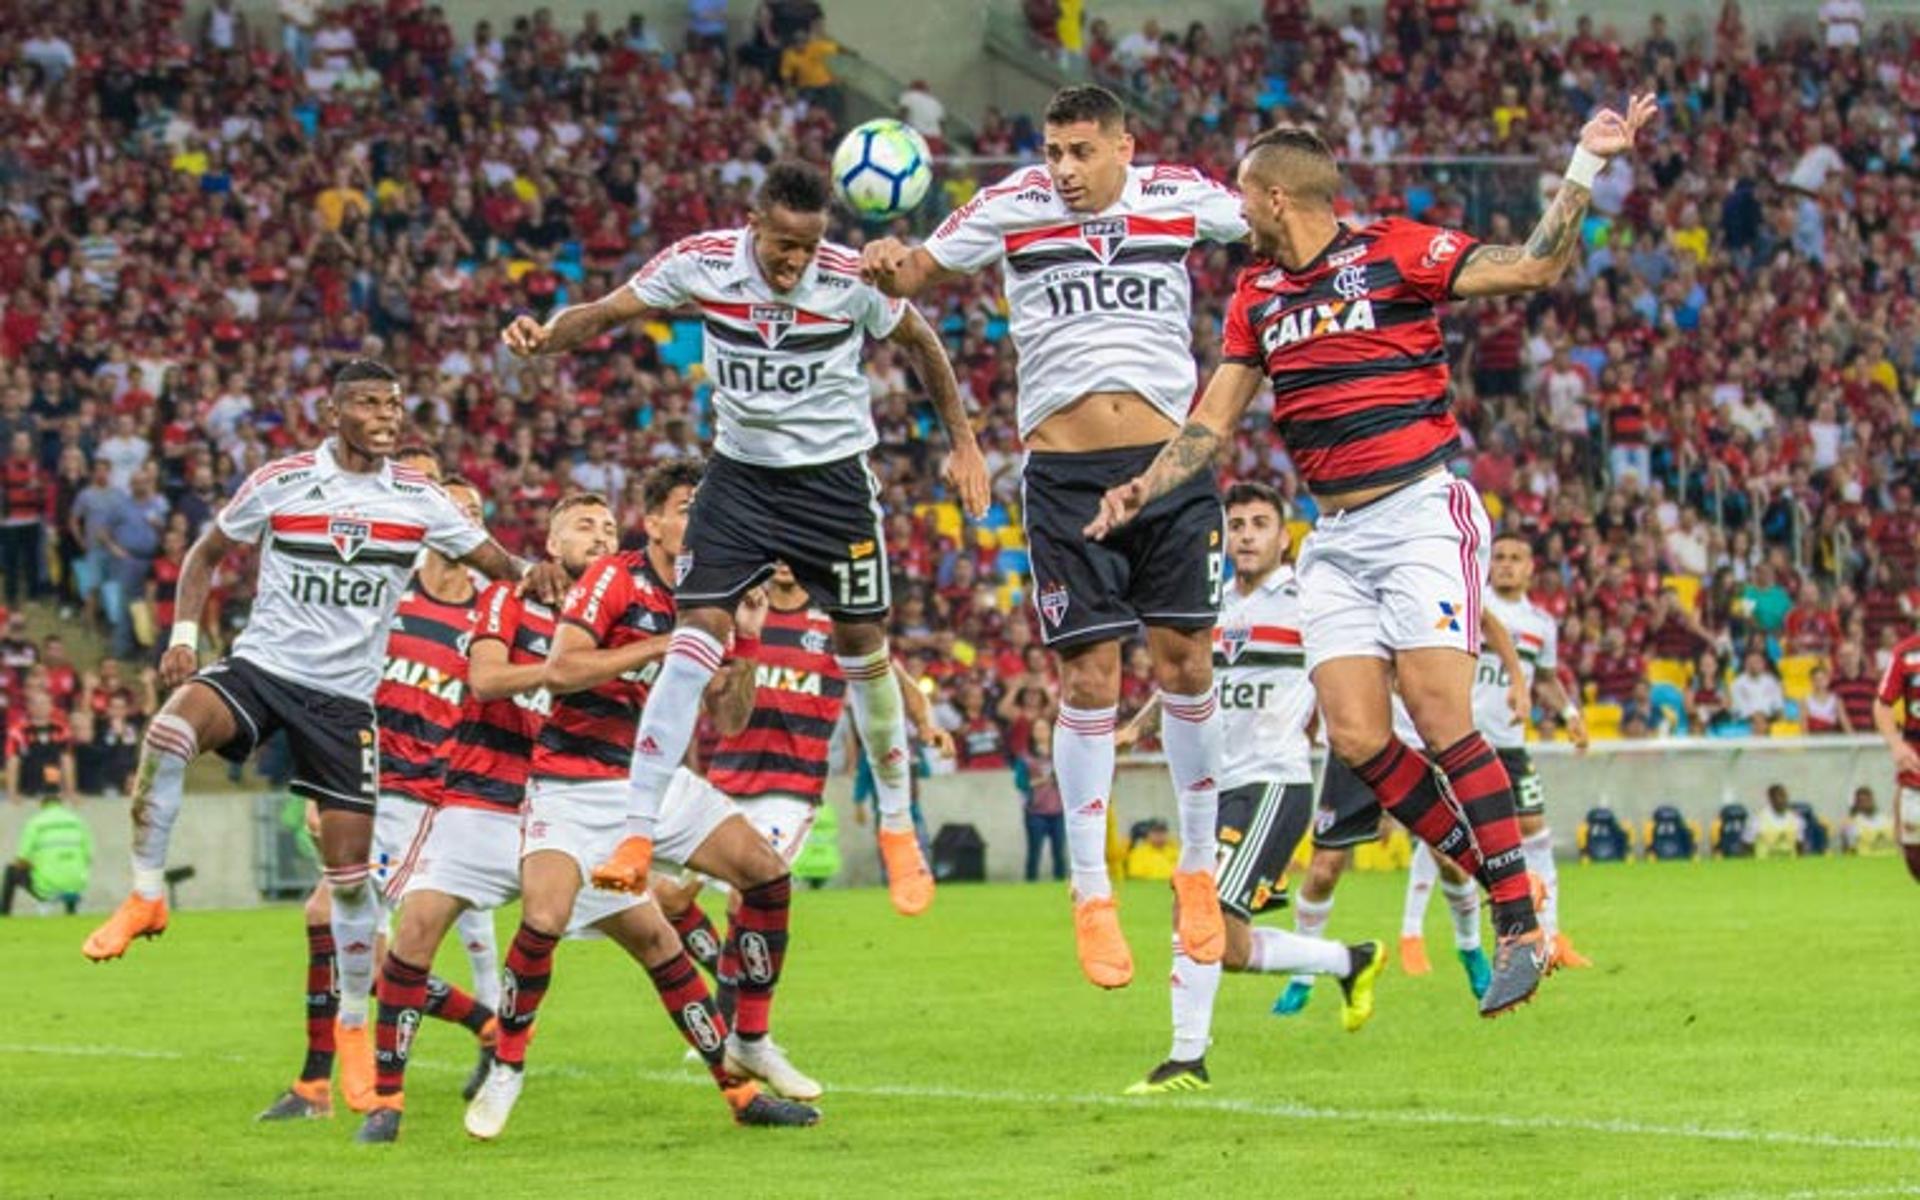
[1084,477,1150,541]
[1567,708,1591,753]
[158,645,198,690]
[736,586,770,641]
[921,721,956,761]
[500,314,550,358]
[520,560,572,606]
[944,441,991,521]
[860,238,911,288]
[1579,93,1659,161]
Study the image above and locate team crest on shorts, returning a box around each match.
[1434,600,1463,633]
[1221,624,1250,663]
[329,518,371,562]
[675,551,694,586]
[1039,582,1070,627]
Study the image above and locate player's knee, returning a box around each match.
[682,605,734,641]
[1056,647,1120,710]
[739,846,789,891]
[1325,720,1388,770]
[143,713,199,765]
[829,615,886,656]
[322,862,373,905]
[1146,630,1211,694]
[521,896,572,937]
[302,886,330,925]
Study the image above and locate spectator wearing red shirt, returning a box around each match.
[6,688,74,802]
[1,431,49,607]
[1688,650,1732,732]
[1833,640,1882,732]
[1587,628,1646,703]
[953,681,1009,771]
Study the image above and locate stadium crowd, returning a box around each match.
[0,0,1915,802]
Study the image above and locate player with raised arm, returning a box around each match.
[1114,482,1385,1096]
[1874,628,1920,882]
[501,162,986,918]
[861,84,1247,988]
[81,356,570,1061]
[1086,99,1657,1015]
[458,468,818,1141]
[1400,532,1593,972]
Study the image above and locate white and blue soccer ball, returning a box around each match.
[831,118,933,221]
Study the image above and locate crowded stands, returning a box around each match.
[0,0,1915,792]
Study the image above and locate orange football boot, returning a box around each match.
[877,828,934,916]
[1552,931,1593,969]
[1399,934,1433,975]
[1073,895,1133,988]
[1170,871,1225,964]
[591,836,654,893]
[81,893,169,961]
[337,1020,377,1113]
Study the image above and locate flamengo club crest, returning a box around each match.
[329,517,371,562]
[1080,217,1127,263]
[1039,582,1070,627]
[750,304,795,348]
[1221,624,1250,664]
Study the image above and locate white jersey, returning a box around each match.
[924,164,1247,436]
[628,227,907,467]
[1213,566,1315,788]
[1473,588,1558,749]
[217,440,487,699]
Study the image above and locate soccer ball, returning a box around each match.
[831,118,933,222]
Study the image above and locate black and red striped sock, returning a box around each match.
[425,975,496,1036]
[1353,737,1485,879]
[1905,846,1920,884]
[1434,732,1536,932]
[669,904,724,976]
[727,876,791,1041]
[373,954,430,1099]
[647,949,732,1087]
[301,922,338,1083]
[496,923,559,1068]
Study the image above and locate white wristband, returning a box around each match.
[1563,146,1606,190]
[1561,703,1581,722]
[169,621,200,652]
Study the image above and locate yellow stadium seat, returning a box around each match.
[1778,654,1821,701]
[929,502,963,542]
[1647,658,1694,690]
[1661,573,1701,613]
[504,258,535,282]
[642,320,673,345]
[1769,719,1804,738]
[1583,702,1622,740]
[1287,520,1312,552]
[995,525,1026,550]
[974,526,998,551]
[996,577,1024,612]
[1481,491,1504,521]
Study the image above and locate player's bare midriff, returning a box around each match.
[1312,467,1446,516]
[1026,391,1177,453]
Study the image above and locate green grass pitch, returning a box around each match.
[5,857,1919,1199]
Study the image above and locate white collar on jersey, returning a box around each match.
[314,437,392,484]
[732,225,817,298]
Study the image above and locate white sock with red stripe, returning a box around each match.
[1288,892,1334,990]
[834,646,915,833]
[1160,690,1222,874]
[1248,926,1351,975]
[1522,829,1559,940]
[457,906,501,1012]
[625,626,727,838]
[130,714,198,899]
[1169,935,1219,1062]
[327,863,378,1027]
[1441,875,1483,952]
[1404,840,1439,937]
[1056,703,1117,900]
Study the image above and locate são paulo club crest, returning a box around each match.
[750,304,795,348]
[1039,582,1070,627]
[328,517,371,562]
[1079,217,1127,263]
[1220,623,1250,664]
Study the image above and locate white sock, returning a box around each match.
[1440,877,1482,952]
[626,627,725,838]
[457,907,501,1012]
[1160,691,1221,874]
[327,864,379,1026]
[836,646,914,832]
[1403,841,1439,937]
[1288,893,1334,988]
[1522,829,1558,940]
[1056,704,1117,900]
[1169,936,1220,1062]
[1248,926,1351,976]
[130,715,198,898]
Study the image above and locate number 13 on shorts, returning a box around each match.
[833,556,883,609]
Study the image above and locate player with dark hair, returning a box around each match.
[1086,99,1657,1015]
[1116,481,1384,1095]
[862,84,1247,988]
[502,161,986,918]
[81,353,571,1062]
[459,465,819,1141]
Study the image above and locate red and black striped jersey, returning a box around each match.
[1877,633,1920,787]
[374,578,476,805]
[442,580,557,813]
[532,551,674,783]
[708,602,846,802]
[1222,217,1480,494]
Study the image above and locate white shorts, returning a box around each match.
[1900,788,1920,846]
[1296,470,1490,672]
[736,794,819,865]
[372,792,432,908]
[400,804,522,912]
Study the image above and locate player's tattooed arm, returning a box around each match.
[500,282,649,357]
[1084,362,1263,540]
[888,306,990,519]
[1450,181,1592,297]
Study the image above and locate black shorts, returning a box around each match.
[1313,755,1386,849]
[1499,747,1544,815]
[677,452,889,619]
[194,656,378,814]
[1217,781,1314,920]
[1023,443,1223,648]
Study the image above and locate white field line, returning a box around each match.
[3,1041,1918,1156]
